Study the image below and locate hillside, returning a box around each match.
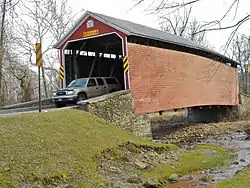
[0,110,233,187]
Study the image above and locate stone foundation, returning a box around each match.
[79,90,151,137]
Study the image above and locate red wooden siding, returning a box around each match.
[128,43,239,114]
[59,16,126,49]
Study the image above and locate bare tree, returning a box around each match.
[229,34,250,93]
[0,0,80,106]
[134,0,248,48]
[0,0,7,106]
[159,6,209,46]
[230,34,250,70]
[0,0,21,106]
[12,0,81,98]
[8,63,36,102]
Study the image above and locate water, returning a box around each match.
[164,132,250,187]
[199,132,250,183]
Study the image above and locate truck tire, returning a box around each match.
[77,93,87,102]
[110,89,116,93]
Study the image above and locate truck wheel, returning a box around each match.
[77,93,87,102]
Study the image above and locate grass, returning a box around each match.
[217,168,250,188]
[0,109,175,187]
[0,110,146,187]
[0,109,234,187]
[143,145,234,183]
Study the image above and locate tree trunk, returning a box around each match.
[20,80,25,102]
[0,49,4,106]
[0,0,7,107]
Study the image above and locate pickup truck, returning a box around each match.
[52,77,121,108]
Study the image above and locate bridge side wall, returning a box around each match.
[128,43,239,114]
[83,90,152,136]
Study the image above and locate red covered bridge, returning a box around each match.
[53,11,239,117]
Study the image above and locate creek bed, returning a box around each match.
[199,132,250,183]
[165,131,250,187]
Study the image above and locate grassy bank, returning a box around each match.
[0,110,234,187]
[217,168,250,188]
[143,145,234,183]
[0,110,144,187]
[0,110,172,187]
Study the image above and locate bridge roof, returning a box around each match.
[54,11,239,66]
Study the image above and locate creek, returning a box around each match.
[164,131,250,188]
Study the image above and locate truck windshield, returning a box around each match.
[68,79,87,88]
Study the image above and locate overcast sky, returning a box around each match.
[68,0,250,53]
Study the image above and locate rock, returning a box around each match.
[180,175,194,181]
[173,157,179,161]
[4,167,10,172]
[135,161,148,169]
[192,182,198,187]
[232,161,239,165]
[235,170,241,174]
[62,185,74,188]
[143,178,161,188]
[110,182,121,188]
[147,151,156,157]
[240,159,246,162]
[168,174,178,182]
[160,160,169,164]
[245,136,250,140]
[127,175,142,184]
[199,181,208,186]
[109,166,121,173]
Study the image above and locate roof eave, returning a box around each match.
[53,11,131,49]
[128,33,239,66]
[87,11,131,36]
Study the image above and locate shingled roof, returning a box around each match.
[53,11,238,66]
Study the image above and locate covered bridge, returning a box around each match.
[53,11,239,115]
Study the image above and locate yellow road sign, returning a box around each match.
[83,29,99,38]
[35,43,43,67]
[59,65,64,80]
[123,56,129,73]
[245,64,249,73]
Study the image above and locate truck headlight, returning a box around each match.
[67,90,75,95]
[53,92,57,96]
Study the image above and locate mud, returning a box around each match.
[165,171,216,188]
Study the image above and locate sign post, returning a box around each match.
[35,43,43,113]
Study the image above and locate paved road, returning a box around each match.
[0,104,79,117]
[0,92,116,117]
